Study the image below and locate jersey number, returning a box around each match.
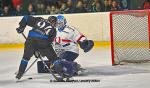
[37,21,52,35]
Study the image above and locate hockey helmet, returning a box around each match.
[57,15,67,29]
[48,16,57,27]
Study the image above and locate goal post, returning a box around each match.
[110,10,150,65]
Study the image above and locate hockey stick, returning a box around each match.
[25,58,39,73]
[21,33,27,39]
[36,51,63,81]
[21,33,64,81]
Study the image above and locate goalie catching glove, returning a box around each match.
[78,40,94,53]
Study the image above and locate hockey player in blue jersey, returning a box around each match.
[15,15,58,80]
[51,15,94,78]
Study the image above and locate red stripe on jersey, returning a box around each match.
[77,35,85,42]
[54,38,56,42]
[62,39,72,43]
[58,37,61,43]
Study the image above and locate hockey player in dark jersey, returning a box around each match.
[15,15,58,80]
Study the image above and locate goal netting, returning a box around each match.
[110,11,150,65]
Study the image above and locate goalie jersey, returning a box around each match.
[53,25,86,54]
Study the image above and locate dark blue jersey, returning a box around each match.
[19,16,56,41]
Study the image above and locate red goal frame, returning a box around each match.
[109,10,150,65]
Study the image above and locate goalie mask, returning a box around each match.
[57,15,67,31]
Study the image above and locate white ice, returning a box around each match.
[0,47,150,88]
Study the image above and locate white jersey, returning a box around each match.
[53,25,86,54]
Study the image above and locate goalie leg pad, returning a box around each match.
[52,60,78,78]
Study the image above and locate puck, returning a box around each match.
[28,77,33,79]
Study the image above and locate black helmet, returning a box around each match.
[48,16,57,27]
[48,16,57,23]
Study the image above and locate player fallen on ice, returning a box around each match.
[51,15,94,78]
[15,15,59,80]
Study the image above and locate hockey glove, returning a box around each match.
[78,40,94,53]
[34,51,40,58]
[16,27,25,33]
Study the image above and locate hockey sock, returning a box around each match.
[16,59,28,79]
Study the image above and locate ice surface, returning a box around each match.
[0,47,150,88]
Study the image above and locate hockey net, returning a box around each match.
[110,10,150,65]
